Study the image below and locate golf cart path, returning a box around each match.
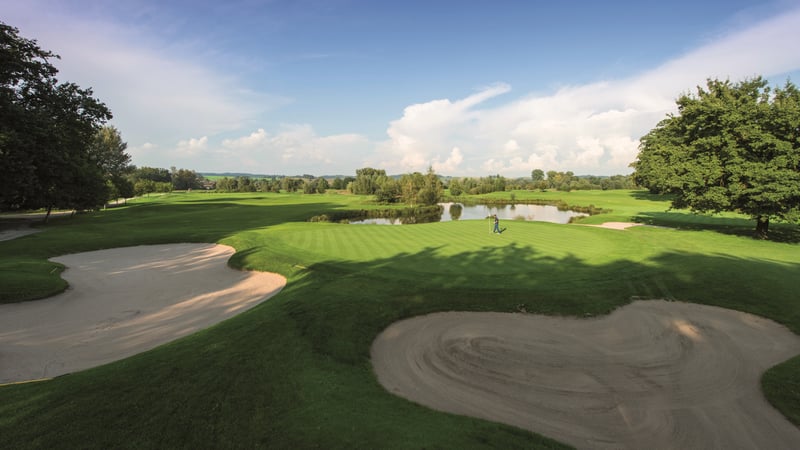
[372,301,800,449]
[0,243,286,384]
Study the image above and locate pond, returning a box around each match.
[350,203,588,225]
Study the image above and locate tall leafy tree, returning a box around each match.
[351,167,387,195]
[130,166,171,183]
[0,22,112,219]
[399,172,424,205]
[90,125,133,201]
[633,76,800,238]
[417,166,444,205]
[170,167,201,190]
[448,178,464,196]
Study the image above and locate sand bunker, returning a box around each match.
[588,222,644,230]
[0,225,40,242]
[371,301,800,449]
[0,243,285,384]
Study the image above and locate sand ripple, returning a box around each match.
[371,301,800,449]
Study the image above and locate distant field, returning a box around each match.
[1,190,798,448]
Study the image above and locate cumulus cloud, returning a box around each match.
[219,125,371,174]
[432,147,464,174]
[174,136,209,158]
[5,1,799,177]
[375,83,511,173]
[372,79,663,176]
[372,8,800,177]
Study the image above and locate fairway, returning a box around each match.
[1,190,798,449]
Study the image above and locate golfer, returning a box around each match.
[493,214,501,233]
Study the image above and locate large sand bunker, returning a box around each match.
[371,301,800,449]
[0,243,285,384]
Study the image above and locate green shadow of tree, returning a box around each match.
[635,211,800,243]
[278,244,800,367]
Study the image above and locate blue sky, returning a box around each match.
[4,0,800,176]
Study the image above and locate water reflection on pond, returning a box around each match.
[350,203,587,225]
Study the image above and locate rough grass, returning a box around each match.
[0,189,798,448]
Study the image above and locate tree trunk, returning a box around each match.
[755,215,769,239]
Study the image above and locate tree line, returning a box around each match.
[347,167,636,203]
[212,175,351,193]
[349,167,445,205]
[128,166,207,196]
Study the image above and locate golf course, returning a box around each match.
[1,189,799,449]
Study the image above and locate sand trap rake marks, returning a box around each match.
[372,301,800,449]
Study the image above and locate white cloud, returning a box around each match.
[4,2,799,177]
[372,7,800,177]
[503,140,520,154]
[223,129,270,149]
[375,83,511,173]
[219,125,371,174]
[174,136,208,158]
[432,147,464,174]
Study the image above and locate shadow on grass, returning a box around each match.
[628,190,675,202]
[280,241,800,367]
[0,201,348,302]
[279,242,800,445]
[1,231,799,448]
[622,191,799,243]
[636,211,800,243]
[169,195,276,203]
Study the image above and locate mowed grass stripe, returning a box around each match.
[330,224,403,262]
[349,225,386,261]
[279,221,636,275]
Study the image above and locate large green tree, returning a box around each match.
[170,167,201,191]
[0,22,112,218]
[351,167,387,195]
[417,166,444,206]
[632,76,800,238]
[90,125,133,201]
[393,167,444,205]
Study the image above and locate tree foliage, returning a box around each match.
[90,125,133,200]
[215,176,282,193]
[375,177,400,203]
[417,166,444,205]
[170,167,201,190]
[280,177,304,192]
[351,168,387,195]
[131,166,171,183]
[632,76,800,238]
[0,22,113,217]
[330,176,354,190]
[303,177,329,194]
